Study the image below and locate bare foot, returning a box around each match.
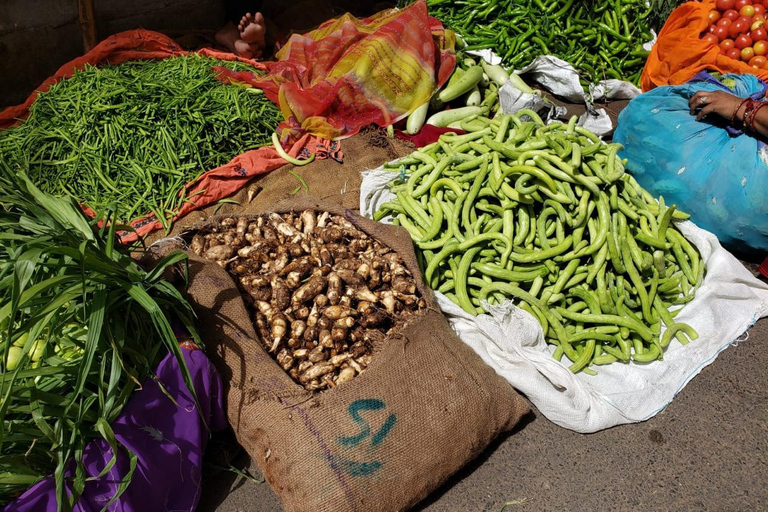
[215,20,262,59]
[238,12,267,55]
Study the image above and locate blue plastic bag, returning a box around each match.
[614,72,768,253]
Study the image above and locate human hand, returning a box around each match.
[688,90,743,122]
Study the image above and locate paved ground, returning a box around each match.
[127,39,764,511]
[199,302,767,512]
[192,137,768,512]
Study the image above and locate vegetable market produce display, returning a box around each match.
[375,112,704,374]
[190,211,427,392]
[702,0,768,69]
[0,162,200,509]
[0,54,281,228]
[399,0,654,89]
[406,51,534,134]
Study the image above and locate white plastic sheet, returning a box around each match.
[466,52,642,104]
[466,50,642,137]
[359,165,768,433]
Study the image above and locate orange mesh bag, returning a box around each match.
[0,29,335,244]
[642,0,768,90]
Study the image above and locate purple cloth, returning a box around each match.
[5,347,227,512]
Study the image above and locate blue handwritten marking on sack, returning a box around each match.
[370,414,397,447]
[331,457,383,477]
[330,398,398,478]
[337,399,397,449]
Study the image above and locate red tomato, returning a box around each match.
[754,13,767,22]
[737,15,754,25]
[720,38,737,51]
[741,4,757,16]
[709,9,722,23]
[761,59,768,69]
[715,25,731,40]
[755,4,766,14]
[718,17,734,28]
[736,33,754,47]
[723,9,741,20]
[754,39,768,53]
[752,27,768,40]
[730,18,751,36]
[742,46,756,60]
[703,33,720,45]
[749,55,767,67]
[727,47,743,59]
[735,0,753,9]
[717,0,736,9]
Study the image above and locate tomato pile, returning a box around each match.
[703,0,768,69]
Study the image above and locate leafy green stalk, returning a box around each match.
[0,160,202,511]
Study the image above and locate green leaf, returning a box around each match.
[71,287,106,403]
[91,419,118,480]
[19,173,94,241]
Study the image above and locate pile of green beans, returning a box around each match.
[375,112,703,374]
[0,54,281,226]
[401,0,653,89]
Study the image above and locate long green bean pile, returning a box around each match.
[375,112,703,373]
[0,161,200,509]
[0,54,281,226]
[401,0,653,88]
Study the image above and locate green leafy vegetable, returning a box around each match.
[0,160,201,511]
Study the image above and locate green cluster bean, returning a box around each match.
[0,54,282,228]
[377,113,704,374]
[400,0,653,90]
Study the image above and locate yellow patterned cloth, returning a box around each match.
[215,1,456,141]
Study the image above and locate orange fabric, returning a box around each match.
[214,1,456,141]
[642,0,768,90]
[0,29,332,244]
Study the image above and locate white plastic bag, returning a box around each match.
[466,51,641,104]
[359,165,768,433]
[467,50,640,137]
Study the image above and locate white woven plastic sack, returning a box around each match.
[469,50,635,137]
[466,51,642,104]
[498,82,612,138]
[360,166,768,433]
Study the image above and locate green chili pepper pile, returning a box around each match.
[401,0,654,89]
[375,112,704,374]
[0,54,281,226]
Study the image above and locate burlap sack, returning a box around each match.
[142,127,407,248]
[181,197,530,512]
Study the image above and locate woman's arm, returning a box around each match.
[689,90,768,137]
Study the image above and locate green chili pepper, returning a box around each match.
[375,113,704,374]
